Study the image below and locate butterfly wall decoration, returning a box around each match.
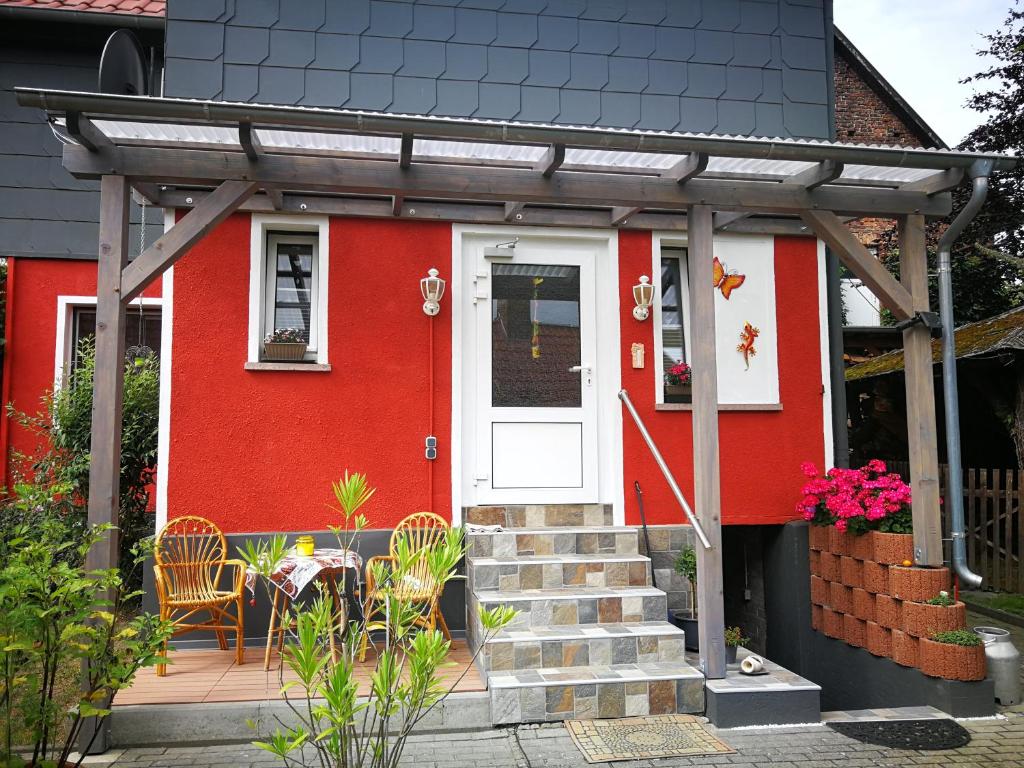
[712,256,745,299]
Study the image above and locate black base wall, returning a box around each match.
[764,521,994,717]
[142,529,467,649]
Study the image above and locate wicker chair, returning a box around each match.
[358,512,451,661]
[153,516,246,676]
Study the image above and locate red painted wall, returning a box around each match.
[166,214,453,533]
[618,232,827,526]
[1,258,162,488]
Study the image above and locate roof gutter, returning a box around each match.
[15,88,1017,172]
[938,159,994,589]
[0,6,164,29]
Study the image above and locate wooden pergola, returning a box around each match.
[16,88,1016,687]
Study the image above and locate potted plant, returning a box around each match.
[919,629,986,681]
[671,547,699,651]
[664,361,692,399]
[902,590,967,638]
[263,327,308,361]
[724,625,750,664]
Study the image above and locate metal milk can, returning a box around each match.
[975,626,1021,705]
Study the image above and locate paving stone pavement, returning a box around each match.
[95,710,1024,767]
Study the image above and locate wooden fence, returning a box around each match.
[888,461,1023,593]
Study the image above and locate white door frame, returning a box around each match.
[451,224,624,525]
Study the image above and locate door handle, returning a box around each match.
[569,364,592,373]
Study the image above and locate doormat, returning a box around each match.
[565,715,734,763]
[828,719,971,751]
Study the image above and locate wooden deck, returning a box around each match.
[116,640,484,706]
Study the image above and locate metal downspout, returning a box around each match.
[938,159,993,588]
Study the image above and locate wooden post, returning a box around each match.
[81,175,130,754]
[899,214,943,565]
[687,204,727,679]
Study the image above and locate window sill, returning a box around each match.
[655,402,783,412]
[245,362,332,372]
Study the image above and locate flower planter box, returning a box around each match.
[823,608,844,639]
[808,525,830,552]
[862,560,890,594]
[829,527,852,557]
[875,594,903,630]
[810,575,829,607]
[918,638,986,681]
[866,622,892,657]
[889,566,951,603]
[811,604,823,631]
[849,533,874,561]
[852,588,876,622]
[891,629,919,667]
[902,601,967,639]
[829,582,853,614]
[839,556,864,588]
[844,615,867,648]
[819,552,841,582]
[809,549,821,577]
[871,531,914,565]
[263,341,308,361]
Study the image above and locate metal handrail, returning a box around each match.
[618,389,711,550]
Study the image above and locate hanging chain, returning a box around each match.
[127,200,153,363]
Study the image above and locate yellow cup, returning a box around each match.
[296,535,315,558]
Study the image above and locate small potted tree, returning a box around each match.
[725,625,750,664]
[919,629,986,681]
[672,547,699,651]
[263,327,308,361]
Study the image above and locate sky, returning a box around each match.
[832,0,1008,147]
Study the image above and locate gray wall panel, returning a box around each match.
[165,0,832,139]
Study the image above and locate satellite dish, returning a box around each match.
[98,29,148,96]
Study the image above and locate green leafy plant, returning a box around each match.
[240,473,517,768]
[931,629,982,647]
[0,513,172,767]
[926,590,955,607]
[724,626,750,648]
[674,547,698,619]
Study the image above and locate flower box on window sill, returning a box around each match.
[664,383,692,403]
[263,341,308,362]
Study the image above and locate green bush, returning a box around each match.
[931,629,982,646]
[724,626,750,648]
[926,591,955,607]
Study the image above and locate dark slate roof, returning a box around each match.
[162,0,832,139]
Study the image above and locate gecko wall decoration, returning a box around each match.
[737,321,760,370]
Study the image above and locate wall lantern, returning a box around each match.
[421,267,446,316]
[632,275,655,321]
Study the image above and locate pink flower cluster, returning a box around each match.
[796,459,911,533]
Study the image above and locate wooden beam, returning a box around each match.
[611,206,640,226]
[82,175,131,753]
[800,209,914,321]
[120,179,258,302]
[265,186,284,210]
[504,201,525,222]
[688,204,726,679]
[901,168,965,196]
[66,112,112,152]
[239,122,261,161]
[785,160,844,190]
[399,132,414,169]
[131,182,161,205]
[712,211,749,230]
[900,213,943,566]
[533,143,565,177]
[661,152,708,184]
[63,144,954,218]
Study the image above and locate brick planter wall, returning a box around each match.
[806,528,983,682]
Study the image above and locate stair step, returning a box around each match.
[467,527,639,558]
[473,587,667,629]
[481,621,686,672]
[470,553,651,591]
[488,661,704,724]
[465,504,614,529]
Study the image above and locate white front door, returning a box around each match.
[464,234,601,504]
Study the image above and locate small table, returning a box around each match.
[245,548,363,670]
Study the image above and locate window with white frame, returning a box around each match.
[659,246,691,403]
[249,215,329,366]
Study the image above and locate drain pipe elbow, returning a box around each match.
[938,159,993,589]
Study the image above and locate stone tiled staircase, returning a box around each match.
[465,504,704,724]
